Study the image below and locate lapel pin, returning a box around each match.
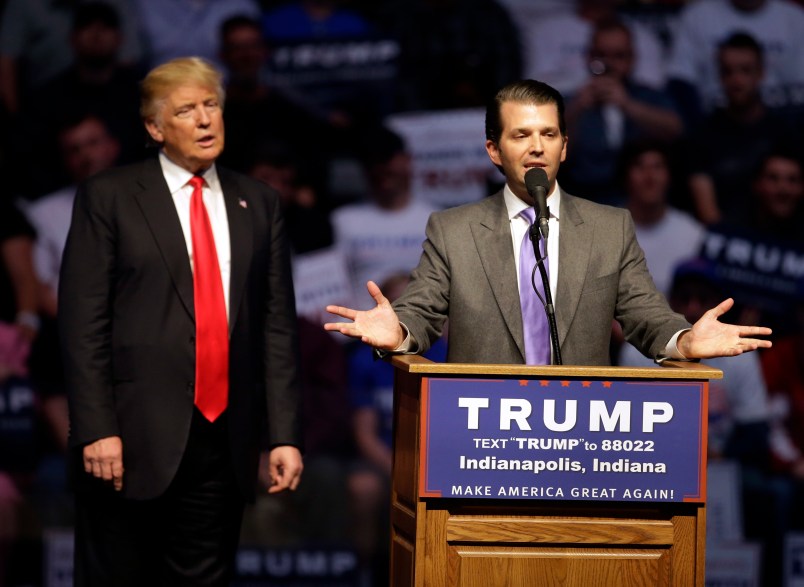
[238,198,248,209]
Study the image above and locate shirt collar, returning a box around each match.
[503,181,562,222]
[158,150,221,195]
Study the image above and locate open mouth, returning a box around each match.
[197,134,215,147]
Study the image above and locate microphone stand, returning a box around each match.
[528,222,562,365]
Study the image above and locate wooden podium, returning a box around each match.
[387,356,721,587]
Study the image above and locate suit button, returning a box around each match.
[187,382,194,394]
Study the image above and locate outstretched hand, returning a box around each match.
[678,298,772,359]
[324,281,405,350]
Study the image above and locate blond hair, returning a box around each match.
[140,57,225,122]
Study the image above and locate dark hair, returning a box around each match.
[248,140,298,170]
[73,2,120,31]
[220,15,262,42]
[753,143,804,181]
[718,32,764,63]
[616,140,671,184]
[54,109,111,139]
[485,79,566,144]
[591,18,633,45]
[357,125,407,168]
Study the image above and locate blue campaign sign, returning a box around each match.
[419,377,707,503]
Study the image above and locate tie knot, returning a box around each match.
[189,175,205,191]
[519,207,536,224]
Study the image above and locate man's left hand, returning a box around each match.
[678,298,772,359]
[265,445,303,494]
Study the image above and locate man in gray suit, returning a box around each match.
[325,80,771,364]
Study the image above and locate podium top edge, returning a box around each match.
[389,355,723,380]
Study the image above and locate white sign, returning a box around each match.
[706,542,761,587]
[387,109,499,209]
[292,247,351,325]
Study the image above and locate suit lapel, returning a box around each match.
[471,193,526,361]
[134,158,196,320]
[219,169,252,334]
[555,193,593,347]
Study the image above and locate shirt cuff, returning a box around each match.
[655,328,691,364]
[392,323,418,353]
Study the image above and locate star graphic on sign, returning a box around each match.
[540,380,550,387]
[519,380,529,386]
[582,381,591,388]
[602,381,612,388]
[561,381,570,387]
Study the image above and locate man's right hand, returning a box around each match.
[324,281,405,350]
[83,435,124,491]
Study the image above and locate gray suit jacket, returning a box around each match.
[394,190,689,365]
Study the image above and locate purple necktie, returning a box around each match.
[518,208,551,365]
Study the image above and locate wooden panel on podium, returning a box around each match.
[388,356,720,587]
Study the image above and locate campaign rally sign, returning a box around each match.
[701,227,804,316]
[292,247,351,325]
[419,377,707,503]
[386,109,499,209]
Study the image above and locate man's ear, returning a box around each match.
[485,139,501,166]
[144,118,163,144]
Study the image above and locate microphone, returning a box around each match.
[524,168,550,239]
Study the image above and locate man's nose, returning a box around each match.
[196,107,211,126]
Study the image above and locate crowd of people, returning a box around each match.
[0,0,803,585]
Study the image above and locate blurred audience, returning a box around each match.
[218,15,341,178]
[561,19,682,205]
[759,302,804,586]
[668,0,804,118]
[0,201,40,587]
[700,147,804,339]
[686,32,790,225]
[260,0,389,128]
[14,4,141,199]
[732,146,804,244]
[521,0,667,97]
[25,113,121,317]
[622,141,704,297]
[375,0,522,111]
[261,0,372,41]
[133,0,260,68]
[247,141,334,254]
[0,0,141,116]
[331,126,435,309]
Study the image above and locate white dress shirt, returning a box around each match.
[504,182,559,298]
[159,151,232,320]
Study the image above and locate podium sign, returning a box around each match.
[419,377,707,503]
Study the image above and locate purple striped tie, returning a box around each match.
[518,208,551,365]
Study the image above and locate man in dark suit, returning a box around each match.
[325,79,771,364]
[59,57,303,586]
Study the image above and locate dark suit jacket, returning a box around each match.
[59,156,301,500]
[394,190,689,365]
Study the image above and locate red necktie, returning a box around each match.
[189,175,228,421]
